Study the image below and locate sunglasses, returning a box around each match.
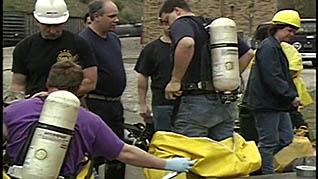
[159,19,169,25]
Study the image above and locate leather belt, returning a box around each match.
[182,81,215,91]
[85,94,121,102]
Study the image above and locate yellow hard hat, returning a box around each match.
[271,10,301,29]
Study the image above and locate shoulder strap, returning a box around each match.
[187,16,212,32]
[189,16,214,83]
[84,155,94,179]
[14,121,39,165]
[4,97,46,166]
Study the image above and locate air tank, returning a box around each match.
[22,90,80,179]
[209,17,240,93]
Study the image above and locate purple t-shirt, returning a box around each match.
[4,98,125,176]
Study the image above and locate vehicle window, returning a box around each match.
[296,22,316,35]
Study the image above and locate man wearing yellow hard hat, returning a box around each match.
[245,10,302,175]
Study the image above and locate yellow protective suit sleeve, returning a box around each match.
[281,42,303,76]
[281,42,313,107]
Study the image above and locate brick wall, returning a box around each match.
[142,0,277,45]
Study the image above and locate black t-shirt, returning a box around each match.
[134,38,174,105]
[12,30,96,96]
[170,16,251,83]
[170,16,209,83]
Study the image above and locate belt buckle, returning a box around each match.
[198,81,208,90]
[197,81,202,89]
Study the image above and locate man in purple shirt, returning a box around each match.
[3,61,194,178]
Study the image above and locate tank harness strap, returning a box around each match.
[170,96,182,128]
[9,97,45,166]
[185,16,215,92]
[189,16,214,88]
[12,96,48,165]
[84,155,94,179]
[3,121,38,172]
[15,122,39,166]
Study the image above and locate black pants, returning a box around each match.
[238,104,259,143]
[289,107,308,129]
[86,98,126,179]
[239,105,309,141]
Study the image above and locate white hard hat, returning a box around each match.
[33,0,69,24]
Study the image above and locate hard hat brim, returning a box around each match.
[271,21,300,29]
[33,12,69,25]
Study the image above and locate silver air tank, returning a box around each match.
[209,17,240,93]
[22,90,80,179]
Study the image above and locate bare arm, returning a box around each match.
[171,37,195,83]
[11,73,27,93]
[239,49,254,73]
[76,66,97,96]
[165,37,195,100]
[117,144,166,170]
[137,74,152,119]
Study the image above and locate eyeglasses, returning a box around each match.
[106,14,117,19]
[159,19,169,25]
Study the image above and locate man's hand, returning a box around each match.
[164,158,196,172]
[139,104,152,121]
[31,91,49,98]
[291,97,301,107]
[165,81,182,100]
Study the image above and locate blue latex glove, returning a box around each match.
[164,158,196,172]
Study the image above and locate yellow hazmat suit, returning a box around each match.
[143,132,261,178]
[280,42,313,107]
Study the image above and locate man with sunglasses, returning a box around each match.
[8,0,97,100]
[134,13,174,132]
[79,0,127,178]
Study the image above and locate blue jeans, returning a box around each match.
[251,111,293,175]
[172,94,235,141]
[152,105,174,131]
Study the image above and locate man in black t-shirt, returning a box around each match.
[159,0,254,141]
[7,0,97,99]
[134,12,174,131]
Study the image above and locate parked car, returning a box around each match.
[114,23,143,38]
[251,19,316,66]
